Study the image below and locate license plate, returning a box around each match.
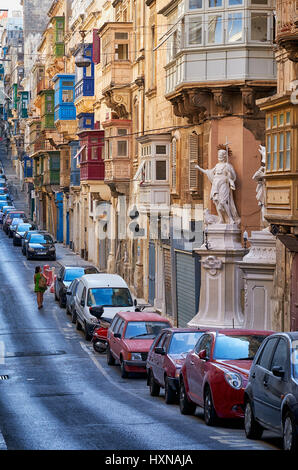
[37,251,45,255]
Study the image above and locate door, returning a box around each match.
[155,333,171,387]
[66,211,70,245]
[111,320,125,360]
[188,334,213,405]
[148,242,155,306]
[163,247,173,319]
[291,253,298,331]
[263,338,290,429]
[176,251,200,327]
[252,337,279,423]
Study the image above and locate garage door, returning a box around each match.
[175,251,200,327]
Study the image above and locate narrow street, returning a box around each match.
[0,200,281,450]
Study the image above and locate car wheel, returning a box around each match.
[93,341,106,354]
[283,411,297,451]
[76,318,82,331]
[120,358,129,378]
[59,295,65,308]
[51,255,56,261]
[204,386,217,426]
[54,290,59,301]
[244,400,263,440]
[71,310,77,324]
[179,379,196,415]
[106,346,115,365]
[149,371,160,397]
[164,376,177,404]
[84,322,92,341]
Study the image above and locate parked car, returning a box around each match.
[65,278,80,321]
[107,311,172,378]
[74,274,137,340]
[55,265,99,308]
[25,232,56,260]
[179,329,273,425]
[8,217,26,238]
[146,328,208,404]
[21,230,40,254]
[244,331,298,451]
[3,211,26,234]
[13,222,37,246]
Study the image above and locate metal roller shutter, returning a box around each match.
[163,247,173,319]
[176,251,199,327]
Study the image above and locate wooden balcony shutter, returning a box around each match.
[189,134,198,191]
[171,138,177,192]
[92,29,101,64]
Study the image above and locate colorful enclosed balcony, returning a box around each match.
[53,74,77,139]
[74,44,95,116]
[77,129,105,182]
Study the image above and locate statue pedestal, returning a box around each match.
[238,229,276,331]
[188,224,246,329]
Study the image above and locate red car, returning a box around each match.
[106,311,171,378]
[146,328,208,404]
[179,329,273,425]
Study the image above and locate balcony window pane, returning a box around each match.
[118,128,128,136]
[145,161,152,181]
[62,89,73,103]
[189,0,202,8]
[227,13,243,43]
[209,0,223,6]
[115,44,128,60]
[251,12,268,42]
[279,114,284,126]
[266,116,271,129]
[251,0,268,4]
[266,135,271,171]
[285,132,291,169]
[91,146,97,160]
[117,141,127,157]
[208,16,223,44]
[229,0,243,4]
[286,111,290,124]
[279,133,284,169]
[156,160,167,181]
[273,115,277,127]
[156,145,167,155]
[273,134,277,170]
[189,17,202,44]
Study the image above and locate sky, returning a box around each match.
[0,0,22,14]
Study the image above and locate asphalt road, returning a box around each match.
[0,228,284,451]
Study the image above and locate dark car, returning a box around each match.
[146,328,207,404]
[22,230,40,254]
[244,332,298,451]
[55,265,99,308]
[65,278,80,321]
[179,329,273,426]
[13,222,37,246]
[3,211,26,234]
[26,232,56,260]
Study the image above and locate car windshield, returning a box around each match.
[30,234,53,244]
[168,331,205,355]
[17,224,33,232]
[9,213,23,219]
[125,321,170,339]
[87,288,133,307]
[12,219,24,226]
[64,268,85,282]
[213,334,267,360]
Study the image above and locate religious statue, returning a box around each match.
[195,144,240,225]
[252,144,266,225]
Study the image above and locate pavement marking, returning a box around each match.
[22,260,30,271]
[0,429,7,450]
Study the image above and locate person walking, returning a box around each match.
[34,266,47,309]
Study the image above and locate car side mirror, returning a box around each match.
[272,366,285,378]
[198,349,208,360]
[89,306,104,319]
[114,333,121,339]
[155,347,166,355]
[134,298,137,307]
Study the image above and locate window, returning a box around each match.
[272,134,277,170]
[171,138,177,192]
[251,12,268,42]
[227,13,243,42]
[257,338,278,370]
[189,134,198,191]
[156,145,167,155]
[208,15,223,44]
[229,0,243,4]
[266,116,271,129]
[169,332,204,354]
[270,339,288,372]
[251,0,268,4]
[189,0,202,9]
[195,334,212,357]
[124,321,170,339]
[117,141,127,157]
[87,288,133,307]
[117,320,126,336]
[115,44,128,60]
[189,17,202,44]
[110,315,120,332]
[156,160,167,181]
[279,133,284,169]
[209,0,223,7]
[115,32,128,40]
[285,132,291,170]
[62,89,73,103]
[118,128,127,136]
[46,95,53,114]
[214,334,268,360]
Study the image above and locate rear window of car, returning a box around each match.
[168,332,205,355]
[213,334,267,360]
[17,224,33,232]
[124,321,171,339]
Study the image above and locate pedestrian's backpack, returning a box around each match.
[39,274,47,290]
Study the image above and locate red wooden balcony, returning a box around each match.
[78,129,105,181]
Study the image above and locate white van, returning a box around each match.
[74,274,136,340]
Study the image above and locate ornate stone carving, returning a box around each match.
[213,88,232,114]
[104,90,130,119]
[196,145,240,225]
[241,87,255,114]
[202,255,223,276]
[171,89,210,124]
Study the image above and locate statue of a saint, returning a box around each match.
[196,145,240,225]
[252,144,266,225]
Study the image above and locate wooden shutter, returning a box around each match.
[92,29,101,64]
[189,134,198,191]
[171,138,177,192]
